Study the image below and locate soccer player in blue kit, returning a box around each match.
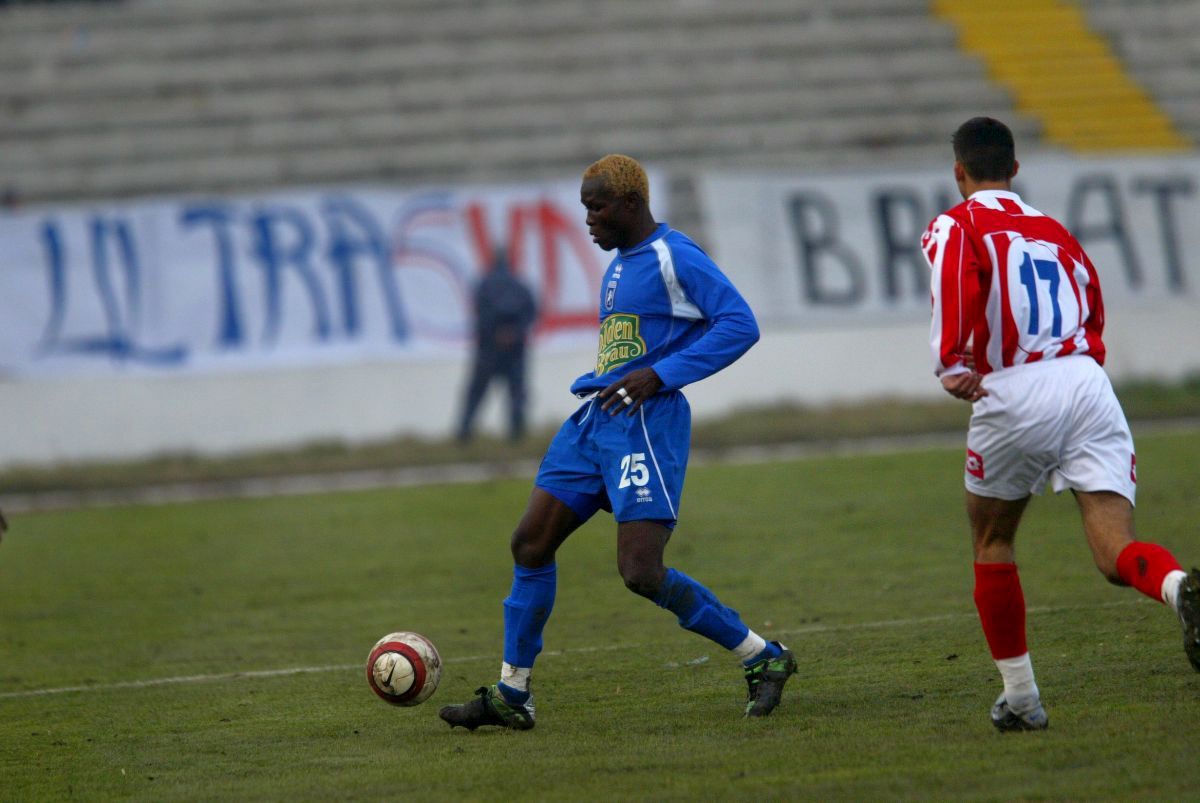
[439,154,797,730]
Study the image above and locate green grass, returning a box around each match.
[2,429,1199,801]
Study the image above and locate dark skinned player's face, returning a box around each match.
[580,176,636,252]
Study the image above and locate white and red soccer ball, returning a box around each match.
[365,631,442,706]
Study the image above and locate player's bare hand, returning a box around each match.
[941,371,988,402]
[599,368,663,416]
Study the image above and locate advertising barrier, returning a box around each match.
[1,158,1196,468]
[698,154,1199,327]
[0,178,669,377]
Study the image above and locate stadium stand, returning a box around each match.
[1,0,1191,210]
[936,0,1190,151]
[1080,0,1200,143]
[0,0,1033,208]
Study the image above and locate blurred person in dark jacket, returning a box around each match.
[457,248,538,443]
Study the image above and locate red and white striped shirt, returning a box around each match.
[921,189,1106,377]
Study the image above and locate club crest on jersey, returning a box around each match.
[596,313,646,375]
[965,448,985,479]
[604,262,624,311]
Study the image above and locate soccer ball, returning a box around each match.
[365,631,442,706]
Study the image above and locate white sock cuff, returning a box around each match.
[500,662,531,692]
[1162,569,1188,611]
[994,652,1038,703]
[732,631,768,663]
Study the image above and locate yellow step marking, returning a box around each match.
[933,0,1190,151]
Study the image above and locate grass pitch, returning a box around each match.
[2,429,1199,801]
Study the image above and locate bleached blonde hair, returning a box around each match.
[583,154,649,203]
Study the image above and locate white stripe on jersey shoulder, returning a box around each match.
[926,213,958,249]
[651,237,703,321]
[968,189,1045,217]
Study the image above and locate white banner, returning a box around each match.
[699,154,1200,327]
[0,178,664,377]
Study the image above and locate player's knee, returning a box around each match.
[618,561,663,599]
[621,571,659,599]
[509,525,551,567]
[972,529,1017,563]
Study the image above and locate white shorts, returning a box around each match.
[964,355,1136,504]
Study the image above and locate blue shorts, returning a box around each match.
[535,391,691,525]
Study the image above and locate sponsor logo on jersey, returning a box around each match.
[966,448,985,479]
[635,487,653,502]
[595,313,646,375]
[1130,453,1137,483]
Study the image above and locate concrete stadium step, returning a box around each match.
[0,0,945,54]
[0,0,1024,203]
[0,0,942,37]
[0,44,988,139]
[2,107,1034,203]
[0,15,958,102]
[0,72,1009,167]
[1,44,984,117]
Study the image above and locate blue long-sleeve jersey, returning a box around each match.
[570,223,760,397]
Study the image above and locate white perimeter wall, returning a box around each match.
[2,297,1196,469]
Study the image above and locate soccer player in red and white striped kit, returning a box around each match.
[922,116,1200,731]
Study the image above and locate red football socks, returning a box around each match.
[974,562,1028,660]
[1116,541,1182,603]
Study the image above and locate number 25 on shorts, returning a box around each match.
[619,453,649,488]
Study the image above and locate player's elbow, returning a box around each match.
[737,313,760,348]
[747,320,761,346]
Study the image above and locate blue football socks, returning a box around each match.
[502,562,557,670]
[653,567,750,650]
